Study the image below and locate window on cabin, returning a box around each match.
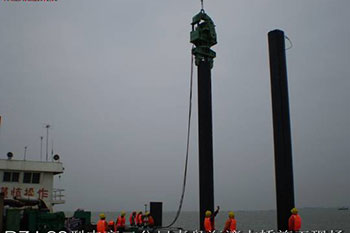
[32,173,40,184]
[23,172,32,183]
[12,172,19,182]
[3,172,11,182]
[23,172,41,184]
[3,171,20,182]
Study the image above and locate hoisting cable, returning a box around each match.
[164,47,194,228]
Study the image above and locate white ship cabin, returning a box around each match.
[0,152,64,212]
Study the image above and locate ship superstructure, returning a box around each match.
[0,154,64,212]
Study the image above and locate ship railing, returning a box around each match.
[52,188,65,202]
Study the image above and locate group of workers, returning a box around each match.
[97,206,301,233]
[204,206,237,232]
[129,211,155,227]
[97,211,155,233]
[204,206,302,232]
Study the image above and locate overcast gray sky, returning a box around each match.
[0,0,349,212]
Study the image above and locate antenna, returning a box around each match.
[0,115,2,146]
[45,124,51,161]
[201,0,204,11]
[24,145,28,160]
[51,139,54,161]
[40,136,43,161]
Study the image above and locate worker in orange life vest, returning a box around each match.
[136,211,143,227]
[135,211,139,226]
[108,220,115,232]
[144,211,155,228]
[204,206,220,232]
[223,211,236,232]
[116,211,126,233]
[97,213,108,233]
[129,211,137,226]
[288,208,301,232]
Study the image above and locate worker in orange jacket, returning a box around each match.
[144,212,155,228]
[135,212,139,226]
[108,220,115,232]
[288,208,301,232]
[97,213,108,233]
[223,211,236,232]
[116,211,126,233]
[129,211,137,226]
[136,211,143,227]
[204,206,220,232]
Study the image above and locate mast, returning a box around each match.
[40,136,43,161]
[45,124,50,161]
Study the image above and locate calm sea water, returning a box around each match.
[66,208,350,232]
